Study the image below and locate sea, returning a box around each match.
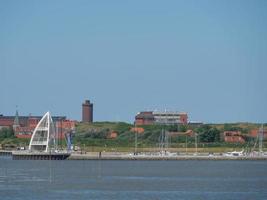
[0,157,267,200]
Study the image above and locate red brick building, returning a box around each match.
[134,111,188,125]
[0,114,75,139]
[130,127,145,134]
[223,131,245,143]
[250,129,267,138]
[55,120,76,139]
[135,112,154,125]
[107,131,118,139]
[179,113,188,124]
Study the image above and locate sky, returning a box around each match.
[0,0,267,123]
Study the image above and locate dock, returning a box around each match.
[0,150,12,156]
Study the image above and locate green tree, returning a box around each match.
[178,124,188,132]
[167,125,178,132]
[0,128,15,139]
[197,125,220,143]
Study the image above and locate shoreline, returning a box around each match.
[2,150,267,161]
[68,152,267,160]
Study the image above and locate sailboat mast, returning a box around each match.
[259,124,263,154]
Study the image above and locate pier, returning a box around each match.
[0,150,12,156]
[12,151,70,160]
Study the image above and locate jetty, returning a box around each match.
[0,150,12,156]
[11,111,70,160]
[12,151,70,160]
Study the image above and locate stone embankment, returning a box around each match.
[2,151,266,160]
[69,152,267,160]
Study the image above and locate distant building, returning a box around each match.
[0,114,66,128]
[0,111,75,139]
[223,131,245,143]
[153,111,188,125]
[250,129,267,138]
[134,111,188,125]
[82,100,93,123]
[130,127,145,134]
[55,120,76,139]
[135,112,154,125]
[107,131,118,139]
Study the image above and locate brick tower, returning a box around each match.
[82,100,93,122]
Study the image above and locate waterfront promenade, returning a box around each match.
[69,152,267,160]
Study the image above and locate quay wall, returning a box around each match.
[68,152,267,161]
[0,150,12,156]
[2,151,266,161]
[11,152,70,160]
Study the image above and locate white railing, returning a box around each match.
[36,127,48,131]
[31,141,47,145]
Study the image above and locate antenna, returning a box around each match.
[259,124,264,154]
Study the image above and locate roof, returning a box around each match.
[135,112,154,120]
[0,115,67,127]
[152,111,187,116]
[0,115,66,121]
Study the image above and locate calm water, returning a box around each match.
[0,157,267,200]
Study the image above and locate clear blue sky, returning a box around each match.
[0,0,266,123]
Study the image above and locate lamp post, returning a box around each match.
[185,135,188,154]
[195,133,198,155]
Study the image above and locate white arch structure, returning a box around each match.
[29,112,56,152]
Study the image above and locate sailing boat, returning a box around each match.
[224,150,244,157]
[249,124,265,156]
[12,112,70,160]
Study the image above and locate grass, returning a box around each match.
[1,122,266,152]
[78,146,267,153]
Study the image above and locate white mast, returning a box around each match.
[259,124,264,154]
